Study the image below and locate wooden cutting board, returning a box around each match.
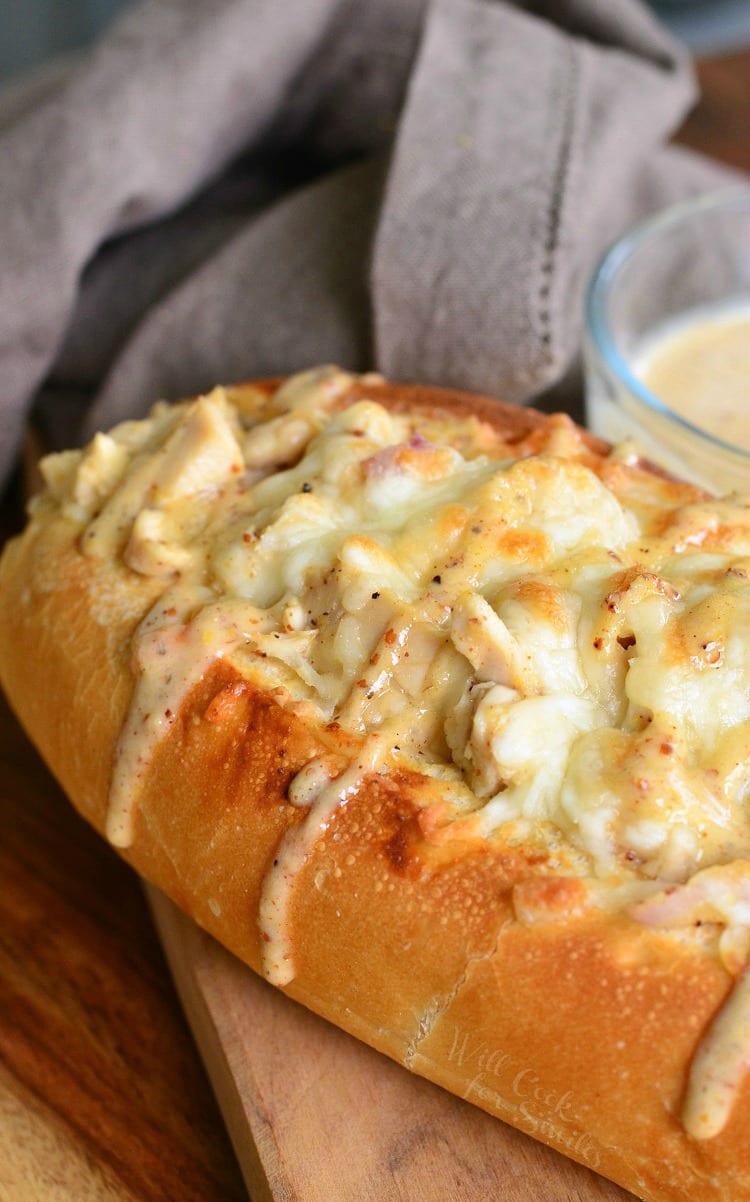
[147,886,634,1202]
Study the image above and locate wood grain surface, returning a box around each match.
[0,44,748,1202]
[679,50,750,176]
[0,693,246,1202]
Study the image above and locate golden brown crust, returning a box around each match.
[0,377,747,1202]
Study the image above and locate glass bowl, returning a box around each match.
[583,187,750,493]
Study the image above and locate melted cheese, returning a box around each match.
[36,366,750,1137]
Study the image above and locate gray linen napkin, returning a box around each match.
[0,0,736,490]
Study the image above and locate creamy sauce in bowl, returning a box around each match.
[635,302,750,453]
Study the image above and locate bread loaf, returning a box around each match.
[2,367,750,1201]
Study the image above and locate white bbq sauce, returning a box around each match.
[634,300,750,452]
[259,737,388,986]
[684,965,750,1140]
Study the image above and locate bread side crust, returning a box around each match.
[1,379,748,1202]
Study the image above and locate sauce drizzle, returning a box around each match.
[683,963,750,1140]
[259,737,388,986]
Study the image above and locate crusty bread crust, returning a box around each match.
[1,378,748,1202]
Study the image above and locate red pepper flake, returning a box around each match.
[384,629,397,645]
[357,678,368,688]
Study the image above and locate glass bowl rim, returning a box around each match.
[585,185,750,463]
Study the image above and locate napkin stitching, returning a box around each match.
[432,10,483,384]
[538,38,579,379]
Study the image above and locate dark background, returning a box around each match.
[1,0,750,85]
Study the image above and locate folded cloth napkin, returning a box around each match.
[0,0,737,489]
